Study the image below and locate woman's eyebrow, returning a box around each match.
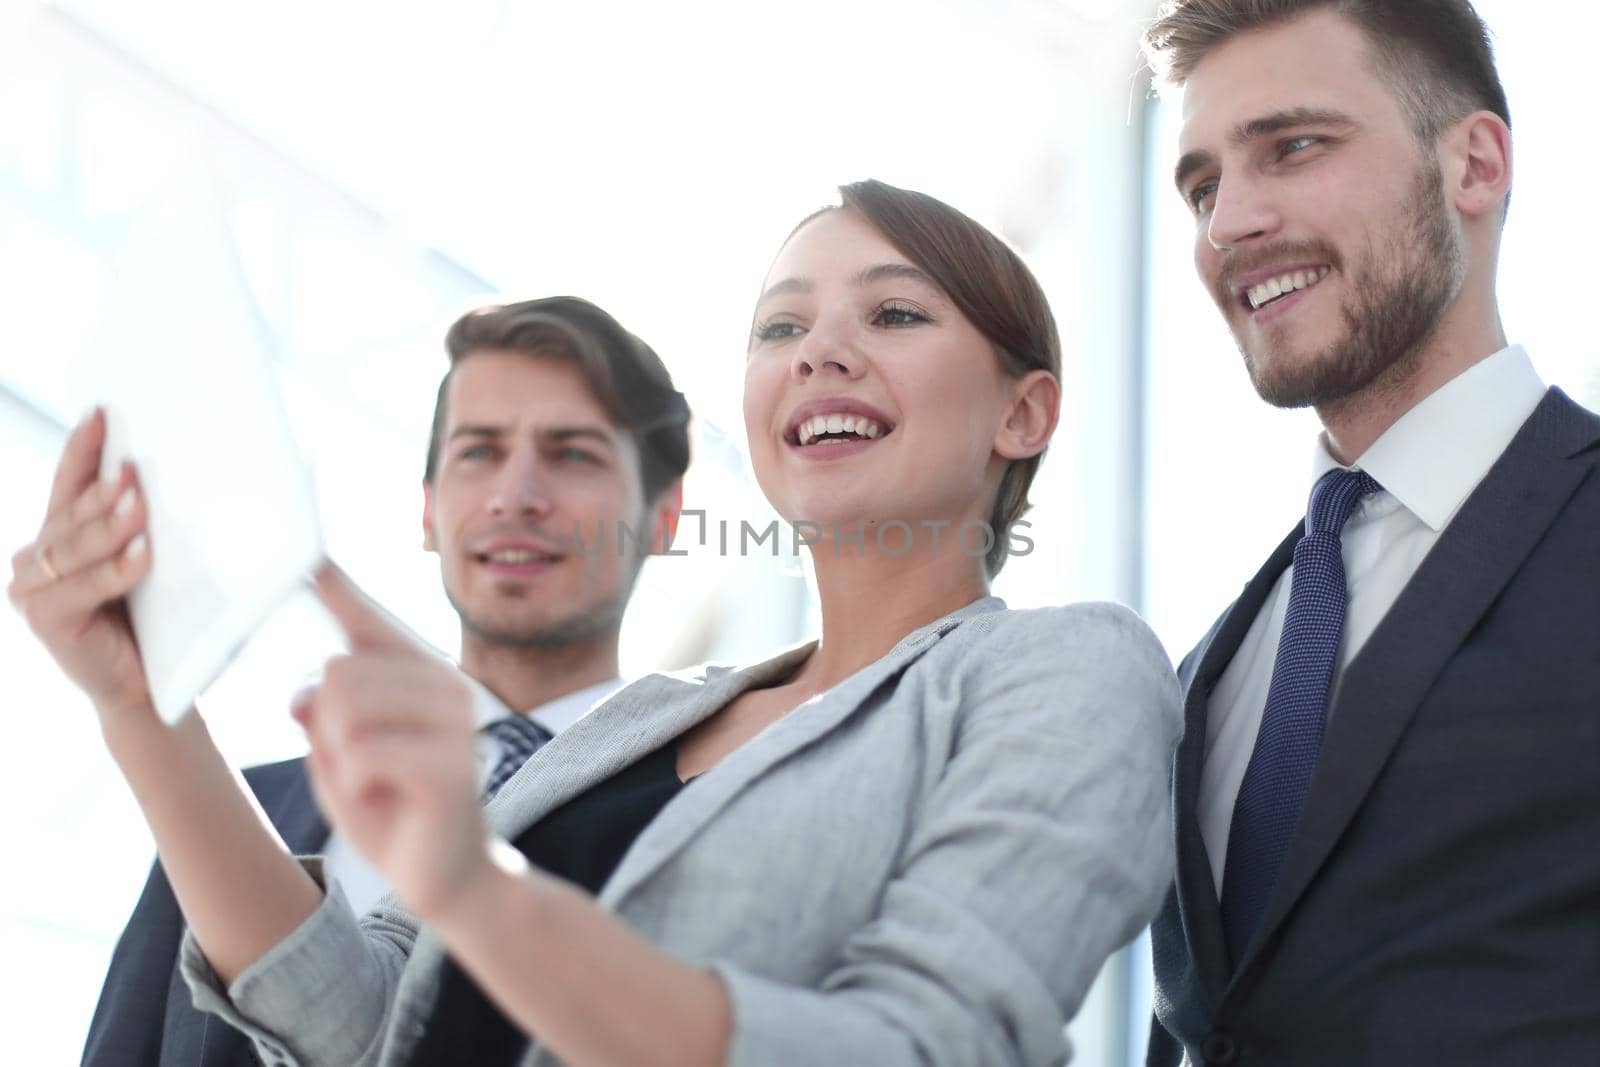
[754,262,938,309]
[854,263,937,290]
[755,276,810,307]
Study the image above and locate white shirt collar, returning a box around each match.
[1309,344,1546,531]
[468,676,625,735]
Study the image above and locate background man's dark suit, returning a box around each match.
[1150,389,1600,1066]
[81,757,326,1067]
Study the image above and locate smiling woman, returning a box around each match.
[12,180,1182,1067]
[747,180,1063,577]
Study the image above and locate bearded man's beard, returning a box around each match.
[1227,162,1465,410]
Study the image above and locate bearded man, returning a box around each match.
[1144,2,1600,1064]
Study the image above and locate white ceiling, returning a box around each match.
[40,0,1155,430]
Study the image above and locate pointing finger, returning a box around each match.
[312,560,421,653]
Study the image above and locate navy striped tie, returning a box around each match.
[1221,467,1381,968]
[481,715,553,799]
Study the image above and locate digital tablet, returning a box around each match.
[74,171,323,724]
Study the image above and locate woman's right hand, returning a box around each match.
[7,407,157,725]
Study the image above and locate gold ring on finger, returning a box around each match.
[35,545,61,583]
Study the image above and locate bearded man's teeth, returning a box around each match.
[1248,265,1331,310]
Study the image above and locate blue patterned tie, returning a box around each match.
[1220,467,1382,967]
[481,715,553,799]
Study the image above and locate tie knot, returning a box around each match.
[1306,468,1382,538]
[482,715,551,762]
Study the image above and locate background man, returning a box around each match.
[79,295,690,1066]
[1143,2,1600,1063]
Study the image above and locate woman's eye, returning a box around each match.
[753,320,802,343]
[873,303,928,328]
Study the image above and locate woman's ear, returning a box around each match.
[994,369,1060,461]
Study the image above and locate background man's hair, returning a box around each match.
[424,296,691,502]
[1142,0,1510,144]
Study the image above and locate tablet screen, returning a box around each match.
[74,171,322,724]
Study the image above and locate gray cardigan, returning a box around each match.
[182,598,1181,1066]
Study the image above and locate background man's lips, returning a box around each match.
[472,537,567,556]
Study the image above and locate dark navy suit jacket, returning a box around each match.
[1149,389,1600,1066]
[81,757,327,1067]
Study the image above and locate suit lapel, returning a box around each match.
[269,763,330,853]
[1175,529,1300,1004]
[1237,389,1600,980]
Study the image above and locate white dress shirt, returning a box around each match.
[1198,345,1546,893]
[322,676,623,915]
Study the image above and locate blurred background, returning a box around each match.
[0,1,1592,1062]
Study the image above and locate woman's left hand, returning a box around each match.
[297,562,493,921]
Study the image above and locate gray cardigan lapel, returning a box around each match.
[600,596,1004,911]
[1176,529,1299,1004]
[483,648,810,843]
[1233,388,1600,984]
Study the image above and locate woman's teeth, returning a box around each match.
[796,413,886,446]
